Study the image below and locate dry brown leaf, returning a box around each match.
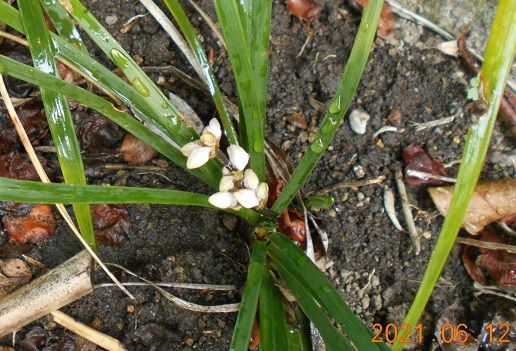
[2,204,57,244]
[286,0,323,22]
[429,178,516,235]
[118,134,157,165]
[0,258,32,298]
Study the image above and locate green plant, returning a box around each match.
[0,0,387,349]
[392,0,515,349]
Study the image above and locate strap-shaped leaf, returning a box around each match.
[0,177,210,206]
[18,0,96,248]
[230,240,268,351]
[57,0,197,145]
[268,233,389,351]
[259,268,289,351]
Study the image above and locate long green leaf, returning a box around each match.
[230,240,268,351]
[392,1,516,349]
[213,0,265,179]
[164,0,239,145]
[0,177,210,206]
[286,305,312,351]
[259,268,289,351]
[40,0,88,52]
[271,0,384,214]
[18,0,96,248]
[268,233,389,351]
[57,0,196,145]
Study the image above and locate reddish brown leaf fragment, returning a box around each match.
[118,134,157,165]
[403,144,447,186]
[286,0,323,22]
[248,319,260,350]
[279,210,306,245]
[2,204,56,244]
[74,110,125,151]
[92,204,131,246]
[0,152,44,180]
[347,0,395,37]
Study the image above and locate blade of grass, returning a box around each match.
[18,0,96,249]
[57,0,197,145]
[0,54,220,188]
[271,0,384,214]
[259,268,289,351]
[40,0,88,52]
[268,233,389,351]
[286,305,312,351]
[249,0,272,142]
[213,0,265,179]
[163,0,238,145]
[268,255,352,351]
[0,177,211,206]
[230,240,268,351]
[392,1,516,349]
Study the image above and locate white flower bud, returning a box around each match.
[180,141,200,157]
[243,169,259,190]
[255,182,269,200]
[234,189,260,208]
[227,145,249,171]
[219,175,235,192]
[209,191,237,209]
[222,167,232,176]
[186,146,212,169]
[203,118,222,139]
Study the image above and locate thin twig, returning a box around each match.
[50,311,126,351]
[296,35,311,58]
[95,281,236,291]
[395,170,421,255]
[107,263,240,313]
[405,169,457,183]
[187,0,227,49]
[473,282,516,302]
[410,115,455,131]
[383,186,406,232]
[0,75,134,299]
[138,0,204,82]
[455,237,516,254]
[316,176,385,195]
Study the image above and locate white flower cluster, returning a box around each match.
[180,118,269,211]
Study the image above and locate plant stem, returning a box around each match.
[271,0,384,214]
[392,0,515,349]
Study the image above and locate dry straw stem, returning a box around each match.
[395,170,421,255]
[50,310,126,351]
[455,237,516,254]
[0,75,133,299]
[0,251,92,337]
[429,178,516,235]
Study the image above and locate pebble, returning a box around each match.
[288,112,308,129]
[349,109,370,134]
[105,15,118,26]
[353,164,365,179]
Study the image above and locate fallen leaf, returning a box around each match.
[92,204,131,246]
[462,227,516,286]
[75,110,125,151]
[248,319,260,350]
[19,326,46,351]
[0,152,45,180]
[0,258,32,298]
[286,0,323,22]
[118,134,157,165]
[2,204,56,244]
[403,144,448,186]
[279,210,306,245]
[429,178,516,234]
[348,0,395,38]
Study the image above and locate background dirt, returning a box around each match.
[0,0,514,350]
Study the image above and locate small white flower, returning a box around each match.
[203,118,222,139]
[219,175,236,192]
[256,183,269,201]
[186,146,212,169]
[180,118,222,169]
[208,191,237,209]
[227,145,249,171]
[243,169,259,190]
[234,189,260,208]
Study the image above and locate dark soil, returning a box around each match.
[1,0,514,350]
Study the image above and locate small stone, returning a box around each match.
[185,337,194,347]
[362,296,370,310]
[105,15,118,26]
[127,305,135,313]
[353,164,365,179]
[357,192,365,201]
[222,214,238,231]
[156,76,166,85]
[349,109,370,134]
[453,135,461,144]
